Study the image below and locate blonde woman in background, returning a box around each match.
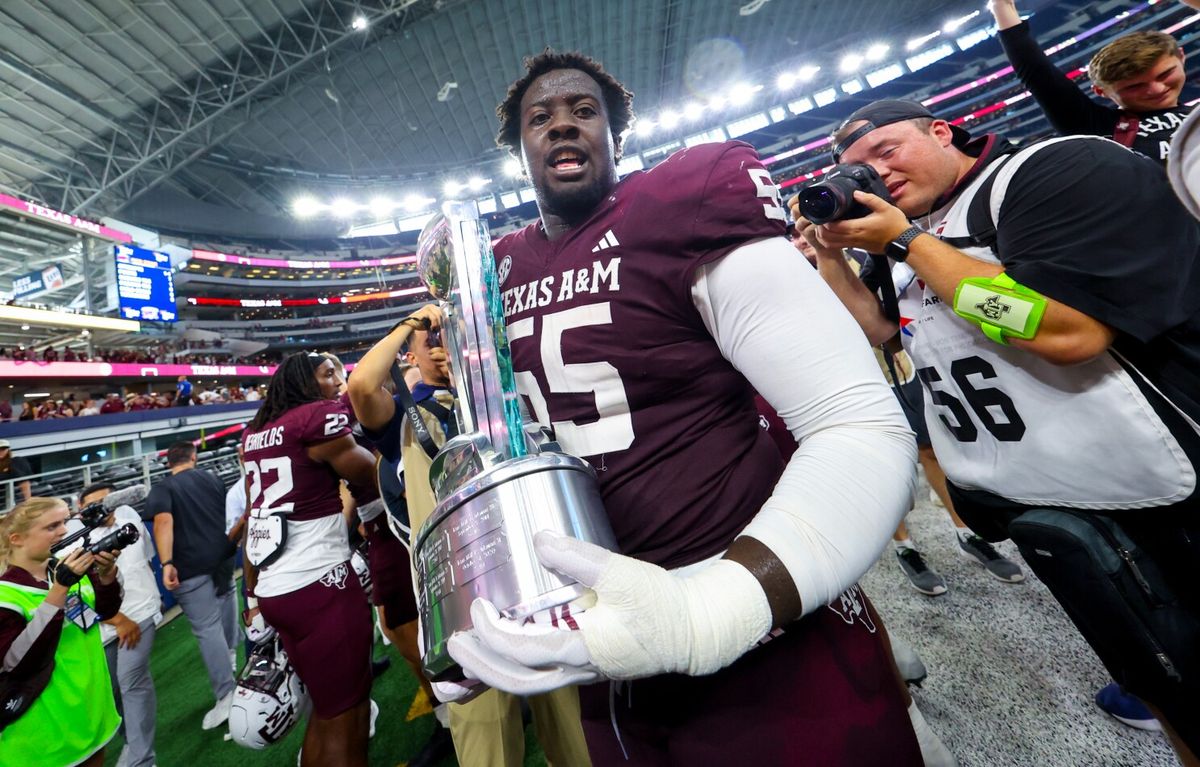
[0,498,123,767]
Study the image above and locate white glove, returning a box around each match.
[446,531,773,696]
[413,610,486,705]
[431,677,486,705]
[243,597,275,644]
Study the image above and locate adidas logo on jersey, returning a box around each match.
[591,229,620,252]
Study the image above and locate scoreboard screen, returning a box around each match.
[114,244,177,322]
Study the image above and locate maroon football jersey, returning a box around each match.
[493,141,789,569]
[240,398,352,522]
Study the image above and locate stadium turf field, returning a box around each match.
[101,606,548,766]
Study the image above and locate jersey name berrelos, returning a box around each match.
[243,425,285,452]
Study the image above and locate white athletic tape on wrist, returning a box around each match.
[577,556,772,678]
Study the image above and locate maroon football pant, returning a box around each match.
[578,587,921,766]
[258,562,373,719]
[363,516,418,627]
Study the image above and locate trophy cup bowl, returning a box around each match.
[413,203,617,683]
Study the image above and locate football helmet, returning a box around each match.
[228,637,311,749]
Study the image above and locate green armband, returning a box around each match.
[952,272,1047,345]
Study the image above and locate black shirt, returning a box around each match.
[992,137,1200,425]
[146,468,230,581]
[998,21,1192,165]
[0,456,31,482]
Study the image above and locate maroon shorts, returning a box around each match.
[364,516,418,627]
[578,585,921,766]
[258,562,373,719]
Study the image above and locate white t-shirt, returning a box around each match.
[66,506,163,643]
[224,476,246,535]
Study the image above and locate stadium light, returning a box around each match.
[403,194,432,212]
[659,110,681,129]
[467,176,489,191]
[369,197,393,217]
[351,15,368,30]
[777,73,796,91]
[443,180,463,197]
[330,198,357,218]
[866,43,890,61]
[707,96,727,111]
[907,31,942,51]
[797,65,821,82]
[636,120,656,137]
[504,158,525,177]
[840,53,864,72]
[683,101,705,120]
[728,83,761,106]
[943,10,980,33]
[292,196,322,217]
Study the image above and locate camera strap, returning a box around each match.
[392,362,441,460]
[868,253,901,325]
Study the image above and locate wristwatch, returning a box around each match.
[885,225,926,262]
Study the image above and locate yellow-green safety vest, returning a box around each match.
[0,577,120,767]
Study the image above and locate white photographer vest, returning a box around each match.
[895,136,1196,509]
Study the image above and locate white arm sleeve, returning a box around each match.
[691,237,917,614]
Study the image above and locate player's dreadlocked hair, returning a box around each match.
[248,352,326,431]
[496,49,635,162]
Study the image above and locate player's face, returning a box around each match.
[1095,53,1186,111]
[839,120,963,217]
[13,505,69,561]
[519,69,619,224]
[313,359,343,400]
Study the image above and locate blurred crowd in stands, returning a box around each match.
[0,384,265,422]
[0,345,281,366]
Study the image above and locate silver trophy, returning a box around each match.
[413,201,617,682]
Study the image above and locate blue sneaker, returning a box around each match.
[1094,683,1162,731]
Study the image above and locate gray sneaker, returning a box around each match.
[958,534,1025,583]
[890,636,928,686]
[895,547,947,596]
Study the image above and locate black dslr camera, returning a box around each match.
[794,163,893,225]
[50,501,140,556]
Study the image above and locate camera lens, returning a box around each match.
[797,187,842,225]
[86,523,140,555]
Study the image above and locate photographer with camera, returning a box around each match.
[348,305,591,767]
[793,98,1200,764]
[79,483,161,767]
[0,497,122,767]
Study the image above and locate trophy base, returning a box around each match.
[414,452,616,682]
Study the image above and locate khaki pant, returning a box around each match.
[449,686,591,767]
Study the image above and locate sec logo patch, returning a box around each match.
[497,255,512,286]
